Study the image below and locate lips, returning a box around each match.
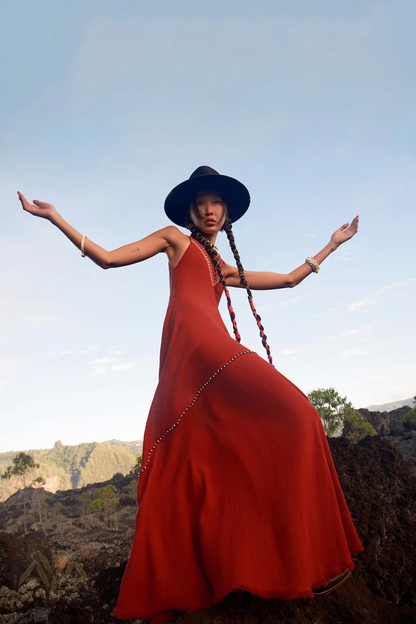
[205,220,216,226]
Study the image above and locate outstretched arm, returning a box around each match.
[17,192,185,269]
[224,216,359,290]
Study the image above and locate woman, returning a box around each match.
[18,166,362,623]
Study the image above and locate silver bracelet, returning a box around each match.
[81,235,87,257]
[305,256,320,273]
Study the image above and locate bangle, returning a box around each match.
[81,235,87,257]
[305,257,320,273]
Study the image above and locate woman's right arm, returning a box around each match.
[17,192,185,269]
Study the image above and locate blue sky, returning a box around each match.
[1,0,415,453]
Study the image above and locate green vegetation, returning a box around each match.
[343,406,378,443]
[88,484,119,529]
[308,387,377,441]
[0,440,141,503]
[1,452,43,533]
[132,454,142,475]
[402,395,416,424]
[53,502,65,517]
[19,552,87,592]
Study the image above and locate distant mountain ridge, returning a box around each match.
[365,397,414,412]
[0,439,142,503]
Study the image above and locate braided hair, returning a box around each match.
[186,202,274,366]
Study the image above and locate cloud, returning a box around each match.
[282,348,301,355]
[84,354,149,378]
[111,362,137,371]
[340,343,380,359]
[259,296,304,312]
[90,357,117,365]
[349,278,415,312]
[348,297,378,312]
[328,326,372,340]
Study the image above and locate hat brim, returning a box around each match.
[164,174,250,227]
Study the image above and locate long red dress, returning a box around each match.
[113,236,363,623]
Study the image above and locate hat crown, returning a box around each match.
[189,166,220,180]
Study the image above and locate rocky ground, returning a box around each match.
[1,424,416,623]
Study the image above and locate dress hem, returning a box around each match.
[112,549,363,622]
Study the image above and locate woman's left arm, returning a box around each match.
[224,216,359,290]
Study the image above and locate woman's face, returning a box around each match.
[189,190,227,234]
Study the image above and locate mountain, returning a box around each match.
[0,439,142,503]
[365,397,414,412]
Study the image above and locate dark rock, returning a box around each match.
[358,406,412,437]
[19,606,50,623]
[1,436,416,623]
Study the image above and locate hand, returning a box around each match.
[17,191,58,222]
[330,215,359,247]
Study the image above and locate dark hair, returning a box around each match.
[186,203,274,366]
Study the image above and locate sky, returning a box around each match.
[1,0,415,453]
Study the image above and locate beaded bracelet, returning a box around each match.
[305,256,320,273]
[81,235,87,257]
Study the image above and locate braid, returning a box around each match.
[224,219,274,366]
[185,218,242,343]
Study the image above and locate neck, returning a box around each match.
[202,231,219,245]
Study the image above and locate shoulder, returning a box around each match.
[160,225,190,266]
[160,225,188,245]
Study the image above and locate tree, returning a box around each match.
[88,485,119,530]
[308,388,352,436]
[402,395,416,424]
[131,454,142,475]
[31,476,46,524]
[343,406,377,443]
[129,479,138,502]
[80,492,92,516]
[1,452,41,534]
[53,502,65,518]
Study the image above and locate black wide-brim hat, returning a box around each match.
[164,166,250,227]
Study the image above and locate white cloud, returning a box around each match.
[259,296,304,311]
[375,278,415,295]
[349,278,415,312]
[340,342,380,359]
[282,348,301,355]
[78,346,95,354]
[111,362,137,371]
[348,297,378,312]
[90,357,117,365]
[330,326,372,339]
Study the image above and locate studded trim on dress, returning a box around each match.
[190,237,225,287]
[138,350,254,476]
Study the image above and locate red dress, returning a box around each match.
[113,236,363,623]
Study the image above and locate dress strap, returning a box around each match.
[190,237,225,287]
